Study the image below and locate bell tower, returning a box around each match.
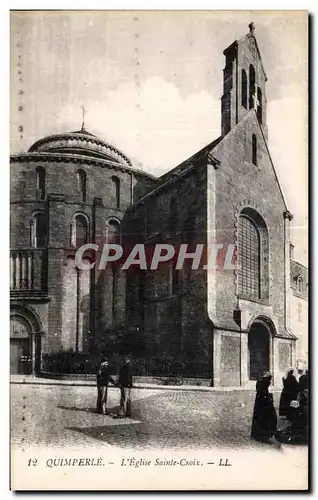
[221,23,268,139]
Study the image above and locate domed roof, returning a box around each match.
[28,128,133,168]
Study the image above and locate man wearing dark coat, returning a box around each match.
[279,368,299,418]
[96,356,116,415]
[251,371,278,443]
[116,355,133,418]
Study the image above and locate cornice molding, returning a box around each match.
[10,152,156,180]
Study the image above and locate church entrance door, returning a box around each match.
[10,338,30,374]
[10,315,32,374]
[248,321,270,380]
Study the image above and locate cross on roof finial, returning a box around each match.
[249,22,255,34]
[81,105,86,131]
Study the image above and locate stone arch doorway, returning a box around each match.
[248,318,274,380]
[10,306,43,375]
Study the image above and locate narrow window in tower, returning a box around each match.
[257,87,263,124]
[249,64,256,109]
[77,169,87,202]
[106,218,121,245]
[71,214,89,247]
[296,276,304,294]
[252,134,257,166]
[31,212,47,247]
[112,176,120,208]
[35,166,45,200]
[241,69,248,109]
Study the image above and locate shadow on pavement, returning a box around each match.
[65,407,283,451]
[61,393,296,451]
[66,420,287,450]
[57,405,97,414]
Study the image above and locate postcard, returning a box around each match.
[10,10,308,491]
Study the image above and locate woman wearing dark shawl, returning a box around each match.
[251,371,277,442]
[279,368,299,418]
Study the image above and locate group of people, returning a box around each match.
[251,368,308,445]
[96,355,133,419]
[96,356,309,440]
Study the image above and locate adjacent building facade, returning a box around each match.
[289,248,308,371]
[10,25,308,385]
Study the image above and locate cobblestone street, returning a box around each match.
[11,383,294,450]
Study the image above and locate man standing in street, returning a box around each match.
[115,355,133,418]
[96,356,116,415]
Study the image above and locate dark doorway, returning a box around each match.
[10,338,31,374]
[10,314,34,374]
[248,322,270,380]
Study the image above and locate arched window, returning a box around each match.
[296,276,304,294]
[252,134,257,165]
[71,214,89,247]
[31,212,47,248]
[111,176,120,208]
[249,64,256,109]
[241,69,248,109]
[257,87,262,124]
[237,208,268,301]
[238,215,260,299]
[106,218,121,245]
[77,169,86,202]
[169,196,178,233]
[35,167,45,200]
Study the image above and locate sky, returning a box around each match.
[10,10,308,264]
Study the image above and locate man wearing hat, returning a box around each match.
[114,355,133,418]
[96,356,116,415]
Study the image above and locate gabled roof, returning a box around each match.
[212,108,289,213]
[127,135,224,208]
[255,111,288,211]
[224,32,268,81]
[156,135,223,187]
[239,33,268,81]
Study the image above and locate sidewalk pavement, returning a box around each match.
[10,375,282,393]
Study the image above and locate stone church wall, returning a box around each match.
[210,112,287,336]
[125,164,212,376]
[10,154,154,361]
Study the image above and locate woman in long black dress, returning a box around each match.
[279,368,298,418]
[251,371,277,442]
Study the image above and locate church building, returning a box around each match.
[10,24,307,386]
